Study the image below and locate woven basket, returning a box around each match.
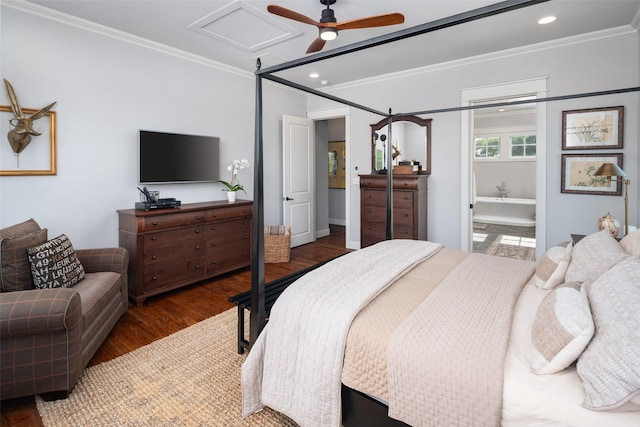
[264,226,291,263]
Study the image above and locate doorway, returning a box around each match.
[471,102,537,261]
[307,107,352,250]
[460,78,548,261]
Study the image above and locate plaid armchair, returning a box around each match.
[0,219,129,401]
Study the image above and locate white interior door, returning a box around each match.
[283,115,315,247]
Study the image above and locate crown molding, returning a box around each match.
[2,0,254,81]
[325,25,638,93]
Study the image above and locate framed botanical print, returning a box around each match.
[561,153,623,195]
[562,106,623,150]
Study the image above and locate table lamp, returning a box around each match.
[594,162,631,236]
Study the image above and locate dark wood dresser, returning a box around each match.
[360,174,428,248]
[118,200,252,306]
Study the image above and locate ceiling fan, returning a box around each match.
[267,0,405,54]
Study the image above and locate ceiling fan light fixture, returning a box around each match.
[320,27,338,41]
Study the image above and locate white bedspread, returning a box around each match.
[242,239,442,427]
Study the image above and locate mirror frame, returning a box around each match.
[371,115,432,175]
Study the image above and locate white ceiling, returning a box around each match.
[10,0,640,89]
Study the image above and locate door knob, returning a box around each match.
[284,196,294,201]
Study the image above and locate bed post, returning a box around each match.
[250,58,266,349]
[385,110,393,240]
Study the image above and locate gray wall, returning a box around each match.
[308,30,639,250]
[2,5,638,252]
[0,5,306,248]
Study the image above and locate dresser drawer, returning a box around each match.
[360,176,419,190]
[143,258,205,290]
[206,239,251,273]
[205,218,251,238]
[362,206,414,225]
[143,238,205,268]
[362,189,413,208]
[206,205,252,222]
[144,226,205,248]
[143,211,205,231]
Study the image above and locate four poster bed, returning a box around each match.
[243,0,640,425]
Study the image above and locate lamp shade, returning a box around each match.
[594,162,626,178]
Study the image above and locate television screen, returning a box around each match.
[139,130,220,184]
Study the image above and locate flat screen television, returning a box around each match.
[139,130,220,184]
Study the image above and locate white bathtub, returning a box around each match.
[473,196,536,227]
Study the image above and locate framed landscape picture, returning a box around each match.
[561,153,623,195]
[562,106,623,150]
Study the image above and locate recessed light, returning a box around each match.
[321,80,329,85]
[538,16,556,25]
[498,108,506,112]
[309,72,319,78]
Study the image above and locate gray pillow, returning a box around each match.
[0,228,48,292]
[565,230,628,284]
[577,256,640,411]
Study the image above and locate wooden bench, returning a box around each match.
[229,255,344,354]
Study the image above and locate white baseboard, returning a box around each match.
[329,218,346,226]
[316,228,330,239]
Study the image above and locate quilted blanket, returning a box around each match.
[387,253,535,426]
[242,239,443,427]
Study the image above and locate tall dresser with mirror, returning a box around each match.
[360,174,428,248]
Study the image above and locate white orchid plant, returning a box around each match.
[218,158,249,193]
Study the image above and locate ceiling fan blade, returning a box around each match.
[335,13,405,30]
[267,4,320,27]
[306,37,327,54]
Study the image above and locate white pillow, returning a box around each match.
[620,229,640,256]
[577,256,640,411]
[565,230,628,285]
[534,243,573,290]
[531,281,593,374]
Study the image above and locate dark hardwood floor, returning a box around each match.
[1,225,349,427]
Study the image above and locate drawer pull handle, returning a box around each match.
[404,213,409,217]
[195,246,200,250]
[243,235,248,239]
[367,209,372,213]
[151,237,157,241]
[152,221,158,226]
[196,216,201,220]
[152,255,157,260]
[195,265,201,269]
[211,226,216,230]
[210,260,216,265]
[152,276,157,280]
[195,229,200,233]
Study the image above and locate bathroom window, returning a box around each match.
[510,133,536,158]
[474,136,500,159]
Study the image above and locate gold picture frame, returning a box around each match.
[561,153,622,196]
[0,105,57,176]
[562,106,623,150]
[328,141,345,189]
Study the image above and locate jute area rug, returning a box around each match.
[36,309,298,427]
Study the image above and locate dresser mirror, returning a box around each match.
[370,115,432,175]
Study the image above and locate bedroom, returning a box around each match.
[0,0,638,253]
[1,0,639,425]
